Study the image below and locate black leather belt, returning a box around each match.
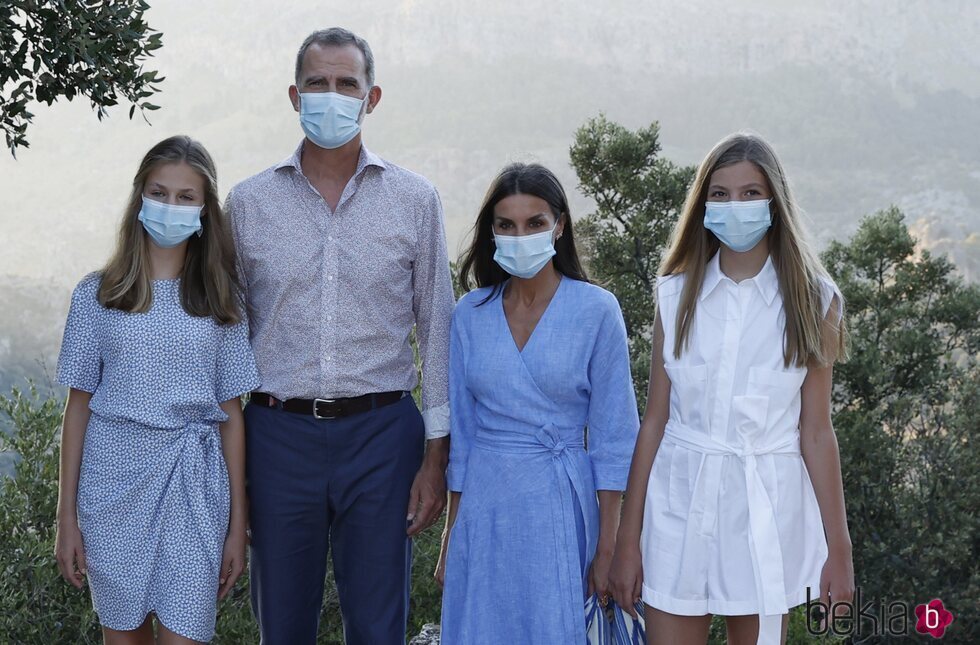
[250,391,406,420]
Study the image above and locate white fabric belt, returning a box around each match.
[662,420,801,645]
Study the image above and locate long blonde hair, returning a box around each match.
[98,135,243,325]
[659,132,847,367]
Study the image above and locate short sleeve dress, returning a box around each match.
[56,273,260,641]
[640,251,842,644]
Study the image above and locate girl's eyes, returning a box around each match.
[710,190,727,198]
[745,189,761,196]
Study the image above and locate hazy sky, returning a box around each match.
[2,0,978,286]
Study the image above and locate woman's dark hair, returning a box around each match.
[457,162,589,304]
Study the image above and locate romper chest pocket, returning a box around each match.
[745,366,808,426]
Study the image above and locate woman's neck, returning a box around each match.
[505,263,562,306]
[718,238,770,283]
[147,239,187,280]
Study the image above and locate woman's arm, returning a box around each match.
[55,388,92,588]
[217,397,248,600]
[800,296,854,620]
[589,489,624,600]
[608,309,671,616]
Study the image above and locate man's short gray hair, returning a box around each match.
[295,28,375,87]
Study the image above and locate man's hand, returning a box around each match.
[406,437,448,537]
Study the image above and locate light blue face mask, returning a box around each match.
[138,196,204,249]
[703,198,772,252]
[299,91,366,150]
[492,224,558,279]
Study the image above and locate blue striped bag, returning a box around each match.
[611,600,646,645]
[585,593,612,645]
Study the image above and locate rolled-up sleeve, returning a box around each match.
[446,313,476,491]
[587,296,640,490]
[412,184,456,439]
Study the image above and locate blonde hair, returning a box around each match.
[98,135,243,325]
[659,132,847,367]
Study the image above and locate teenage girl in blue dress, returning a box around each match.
[55,135,259,644]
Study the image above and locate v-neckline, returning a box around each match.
[500,275,565,355]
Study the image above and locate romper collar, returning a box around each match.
[700,249,779,306]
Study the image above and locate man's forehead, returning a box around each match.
[301,42,366,78]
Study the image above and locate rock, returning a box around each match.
[409,623,441,645]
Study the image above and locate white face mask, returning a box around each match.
[492,224,558,279]
[137,196,203,248]
[703,199,772,252]
[298,91,367,149]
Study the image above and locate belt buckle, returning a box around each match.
[313,398,342,420]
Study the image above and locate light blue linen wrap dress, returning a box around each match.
[55,273,260,641]
[441,277,640,644]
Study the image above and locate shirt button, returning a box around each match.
[326,356,332,361]
[328,236,334,241]
[328,275,334,281]
[327,315,333,321]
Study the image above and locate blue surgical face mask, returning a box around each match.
[492,224,559,279]
[704,198,772,252]
[299,91,367,150]
[138,196,204,249]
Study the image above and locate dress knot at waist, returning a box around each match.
[473,422,584,456]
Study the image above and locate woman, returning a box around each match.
[55,135,259,644]
[436,163,640,643]
[608,132,855,644]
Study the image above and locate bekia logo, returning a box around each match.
[806,588,955,639]
[915,599,954,639]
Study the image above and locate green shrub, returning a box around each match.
[0,385,444,644]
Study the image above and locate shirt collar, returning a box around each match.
[699,249,779,306]
[274,139,387,175]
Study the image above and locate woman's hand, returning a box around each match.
[608,541,644,618]
[588,544,614,603]
[818,547,855,630]
[218,526,248,600]
[55,519,87,589]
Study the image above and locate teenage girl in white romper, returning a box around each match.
[609,132,855,645]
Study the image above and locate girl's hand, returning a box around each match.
[588,544,614,603]
[818,548,855,630]
[434,529,451,588]
[608,541,644,618]
[218,527,248,600]
[55,519,87,589]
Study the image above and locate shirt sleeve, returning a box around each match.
[412,183,456,440]
[224,187,249,302]
[214,312,261,403]
[586,295,641,491]
[818,274,844,324]
[446,313,476,492]
[56,276,103,393]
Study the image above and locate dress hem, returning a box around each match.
[96,608,214,642]
[641,581,820,616]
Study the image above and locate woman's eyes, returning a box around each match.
[710,190,727,198]
[745,189,761,197]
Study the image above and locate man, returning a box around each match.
[225,27,454,644]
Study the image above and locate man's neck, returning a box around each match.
[300,134,363,184]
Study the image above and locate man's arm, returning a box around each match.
[406,183,455,536]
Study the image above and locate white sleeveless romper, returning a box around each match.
[640,251,841,643]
